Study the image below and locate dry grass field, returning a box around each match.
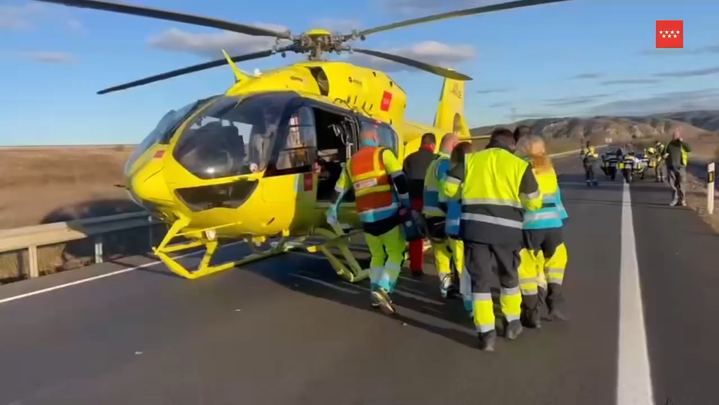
[0,145,148,282]
[0,145,139,230]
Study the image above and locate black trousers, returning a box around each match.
[523,228,562,258]
[464,240,521,294]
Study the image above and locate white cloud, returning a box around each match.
[0,3,45,29]
[147,24,291,59]
[312,18,361,33]
[0,3,83,32]
[19,51,76,64]
[349,40,476,72]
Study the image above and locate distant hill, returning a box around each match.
[649,110,719,132]
[470,110,719,143]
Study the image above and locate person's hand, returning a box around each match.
[326,207,338,225]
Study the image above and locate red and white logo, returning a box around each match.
[380,91,392,111]
[656,20,683,48]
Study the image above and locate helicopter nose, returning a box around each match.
[128,159,175,212]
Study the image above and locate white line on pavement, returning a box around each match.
[616,182,655,405]
[0,242,244,306]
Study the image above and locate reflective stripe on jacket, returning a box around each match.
[441,145,543,244]
[523,169,568,230]
[422,151,450,218]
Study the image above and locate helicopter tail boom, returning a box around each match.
[433,77,470,138]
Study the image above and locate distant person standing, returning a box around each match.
[654,140,667,182]
[402,132,437,277]
[580,141,599,187]
[663,127,692,206]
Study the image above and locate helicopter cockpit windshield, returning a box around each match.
[173,92,296,180]
[125,99,207,175]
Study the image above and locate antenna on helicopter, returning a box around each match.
[221,49,248,83]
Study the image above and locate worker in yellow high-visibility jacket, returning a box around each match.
[422,133,459,299]
[441,128,543,352]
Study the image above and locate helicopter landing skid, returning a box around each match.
[305,227,370,283]
[152,217,297,280]
[151,216,370,282]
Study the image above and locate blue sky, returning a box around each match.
[1,0,718,145]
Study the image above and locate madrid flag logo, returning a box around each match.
[656,20,683,48]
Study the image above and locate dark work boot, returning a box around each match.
[505,319,523,340]
[521,294,541,329]
[371,288,396,316]
[477,330,497,352]
[546,284,568,322]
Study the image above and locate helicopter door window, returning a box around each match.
[273,107,317,173]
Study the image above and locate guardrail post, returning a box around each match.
[707,162,715,215]
[148,215,154,248]
[28,245,39,278]
[94,235,104,264]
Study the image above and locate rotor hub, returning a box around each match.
[289,28,351,61]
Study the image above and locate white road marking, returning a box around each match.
[616,182,655,405]
[0,242,243,306]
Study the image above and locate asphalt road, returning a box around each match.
[0,155,717,405]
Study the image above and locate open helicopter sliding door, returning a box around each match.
[308,102,361,226]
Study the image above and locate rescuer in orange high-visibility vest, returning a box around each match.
[327,123,412,315]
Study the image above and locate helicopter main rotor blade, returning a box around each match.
[31,0,291,39]
[97,49,275,95]
[352,48,472,81]
[355,0,572,37]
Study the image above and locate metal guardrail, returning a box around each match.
[0,146,594,280]
[0,211,159,278]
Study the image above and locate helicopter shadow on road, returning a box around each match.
[232,244,509,349]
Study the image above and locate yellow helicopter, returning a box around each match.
[35,0,570,282]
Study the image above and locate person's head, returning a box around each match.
[360,123,379,144]
[586,140,592,147]
[450,141,472,166]
[439,133,459,153]
[513,125,531,142]
[489,127,516,150]
[673,127,682,140]
[421,133,436,150]
[518,135,553,174]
